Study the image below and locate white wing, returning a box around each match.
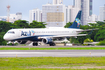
[38,34,87,39]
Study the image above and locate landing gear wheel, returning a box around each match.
[33,42,38,46]
[49,43,56,46]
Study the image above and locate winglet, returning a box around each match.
[69,10,82,29]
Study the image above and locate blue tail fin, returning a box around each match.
[69,10,82,29]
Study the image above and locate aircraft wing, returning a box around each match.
[38,34,87,39]
[76,29,98,33]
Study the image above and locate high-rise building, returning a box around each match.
[29,0,93,27]
[99,4,105,21]
[74,0,93,25]
[42,4,66,27]
[29,9,42,23]
[53,0,63,4]
[74,0,81,9]
[66,5,80,23]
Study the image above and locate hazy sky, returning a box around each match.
[0,0,105,21]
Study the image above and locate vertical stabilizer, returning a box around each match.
[69,10,82,29]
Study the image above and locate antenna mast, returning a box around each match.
[7,5,10,22]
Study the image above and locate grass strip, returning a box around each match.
[1,68,105,70]
[0,47,105,50]
[0,57,105,70]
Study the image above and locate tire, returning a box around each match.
[33,42,38,46]
[50,43,56,46]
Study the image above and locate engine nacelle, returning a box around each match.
[18,40,27,44]
[42,38,53,44]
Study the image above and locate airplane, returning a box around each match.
[3,10,89,46]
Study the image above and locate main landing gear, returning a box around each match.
[33,42,38,46]
[32,42,56,46]
[49,42,56,46]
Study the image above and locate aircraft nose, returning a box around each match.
[3,34,9,41]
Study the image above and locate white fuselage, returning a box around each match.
[3,27,82,41]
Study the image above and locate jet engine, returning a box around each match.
[42,38,53,44]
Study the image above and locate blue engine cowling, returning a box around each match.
[42,38,53,44]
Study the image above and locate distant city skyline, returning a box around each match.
[0,0,105,21]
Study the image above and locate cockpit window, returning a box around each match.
[8,31,15,34]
